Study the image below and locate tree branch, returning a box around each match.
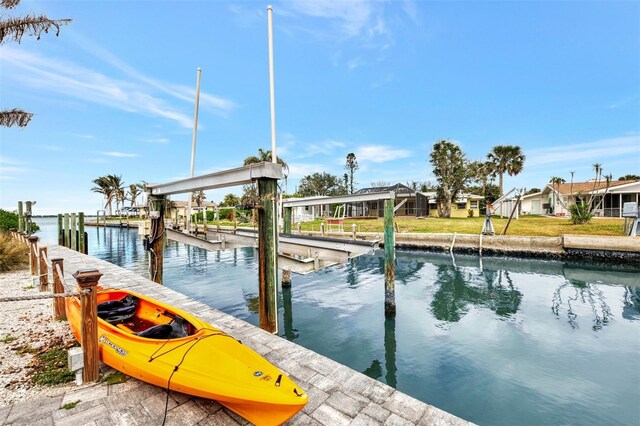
[0,14,71,44]
[1,0,21,9]
[0,108,33,127]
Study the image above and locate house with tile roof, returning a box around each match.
[520,180,640,217]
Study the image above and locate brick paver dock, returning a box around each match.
[1,245,470,425]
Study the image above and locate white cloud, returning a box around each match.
[99,151,139,158]
[0,46,234,129]
[525,135,640,168]
[287,163,328,179]
[142,137,170,144]
[289,0,374,38]
[355,145,411,163]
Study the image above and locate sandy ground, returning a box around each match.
[0,269,77,406]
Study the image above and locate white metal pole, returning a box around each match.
[186,67,202,233]
[267,5,277,164]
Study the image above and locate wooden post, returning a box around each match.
[72,269,101,382]
[25,201,32,234]
[70,213,77,251]
[38,245,48,292]
[283,207,292,234]
[320,222,325,236]
[57,214,63,245]
[257,178,279,333]
[148,195,165,284]
[282,269,291,288]
[64,214,70,248]
[384,199,396,316]
[17,201,23,232]
[28,236,39,278]
[78,212,85,253]
[352,223,357,239]
[51,258,65,320]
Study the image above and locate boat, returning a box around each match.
[65,288,308,425]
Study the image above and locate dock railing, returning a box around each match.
[3,231,100,382]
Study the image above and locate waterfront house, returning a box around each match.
[168,200,217,220]
[520,179,640,217]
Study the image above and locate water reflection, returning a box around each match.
[552,280,613,331]
[431,265,523,323]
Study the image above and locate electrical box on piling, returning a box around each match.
[622,202,639,237]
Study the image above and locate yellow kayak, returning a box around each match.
[66,288,308,425]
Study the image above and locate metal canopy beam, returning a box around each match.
[281,191,395,208]
[147,162,283,196]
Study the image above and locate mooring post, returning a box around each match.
[64,214,70,248]
[57,214,63,245]
[384,199,396,316]
[51,258,65,320]
[70,213,77,251]
[25,201,32,234]
[148,194,165,285]
[72,269,101,382]
[320,222,325,237]
[283,207,292,234]
[352,223,357,240]
[296,222,301,235]
[282,269,291,288]
[28,236,39,278]
[257,178,279,333]
[38,245,48,292]
[78,212,85,253]
[17,201,24,232]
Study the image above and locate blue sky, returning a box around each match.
[1,0,639,215]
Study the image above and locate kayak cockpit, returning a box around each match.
[97,292,197,339]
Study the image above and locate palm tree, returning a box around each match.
[192,190,206,207]
[127,184,140,207]
[91,176,113,215]
[106,175,125,213]
[243,148,289,178]
[487,145,525,195]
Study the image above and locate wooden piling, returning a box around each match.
[25,201,32,234]
[384,199,396,316]
[64,214,70,248]
[70,213,77,251]
[38,245,48,291]
[28,236,39,278]
[17,202,23,232]
[57,214,63,245]
[352,223,357,239]
[51,258,65,320]
[320,222,325,236]
[78,212,85,253]
[282,269,291,288]
[283,207,292,234]
[72,269,101,382]
[258,178,279,333]
[148,195,165,285]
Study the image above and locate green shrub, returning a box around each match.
[569,201,593,224]
[0,209,39,232]
[0,231,29,272]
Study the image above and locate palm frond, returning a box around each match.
[0,108,33,127]
[0,14,71,44]
[1,0,21,10]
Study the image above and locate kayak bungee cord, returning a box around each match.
[147,329,237,426]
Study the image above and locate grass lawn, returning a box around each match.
[297,216,627,237]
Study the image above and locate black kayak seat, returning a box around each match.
[98,295,138,323]
[135,324,173,339]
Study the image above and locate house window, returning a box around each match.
[470,201,478,209]
[457,202,467,209]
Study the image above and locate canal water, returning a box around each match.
[36,218,640,425]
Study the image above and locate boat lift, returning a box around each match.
[622,202,639,237]
[482,188,523,236]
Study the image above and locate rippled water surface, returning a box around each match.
[36,218,640,425]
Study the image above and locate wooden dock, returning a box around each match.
[1,245,470,425]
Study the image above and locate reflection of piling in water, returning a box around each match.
[384,317,397,388]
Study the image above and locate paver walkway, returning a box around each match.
[1,245,470,425]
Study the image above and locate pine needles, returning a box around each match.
[0,108,33,127]
[0,14,71,44]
